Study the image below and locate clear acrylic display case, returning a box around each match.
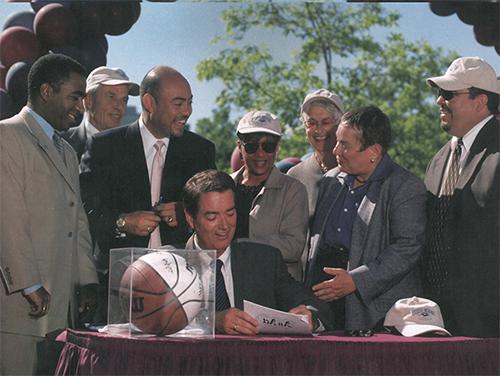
[107,247,216,338]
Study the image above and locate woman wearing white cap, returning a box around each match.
[231,110,309,281]
[288,89,344,218]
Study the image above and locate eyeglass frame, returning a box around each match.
[437,88,470,101]
[241,140,278,154]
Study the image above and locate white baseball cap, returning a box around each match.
[86,66,140,96]
[301,88,345,114]
[384,297,451,337]
[236,110,282,137]
[426,57,500,94]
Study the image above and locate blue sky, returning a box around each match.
[1,1,498,125]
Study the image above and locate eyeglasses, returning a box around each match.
[304,118,335,129]
[242,141,278,154]
[437,88,470,101]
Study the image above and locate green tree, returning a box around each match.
[196,2,456,176]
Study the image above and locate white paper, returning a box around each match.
[243,300,312,335]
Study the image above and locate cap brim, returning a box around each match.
[426,75,470,91]
[90,80,140,96]
[302,97,344,113]
[237,127,282,137]
[398,324,451,337]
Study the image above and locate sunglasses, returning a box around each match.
[438,88,470,101]
[242,141,278,154]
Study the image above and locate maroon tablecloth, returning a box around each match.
[55,329,499,375]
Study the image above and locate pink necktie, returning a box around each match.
[149,140,164,248]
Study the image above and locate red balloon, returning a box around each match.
[0,26,42,70]
[105,1,141,36]
[230,145,244,172]
[34,3,78,48]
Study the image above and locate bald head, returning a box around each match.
[140,65,193,138]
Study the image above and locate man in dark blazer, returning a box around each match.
[62,66,139,161]
[181,170,331,334]
[424,57,499,337]
[80,66,215,321]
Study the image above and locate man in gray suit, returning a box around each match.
[61,66,139,161]
[0,54,98,374]
[181,170,331,334]
[305,106,426,332]
[423,57,499,337]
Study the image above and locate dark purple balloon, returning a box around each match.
[0,63,6,90]
[429,2,457,17]
[71,1,107,37]
[31,0,71,13]
[5,61,30,107]
[2,10,36,32]
[51,37,107,74]
[105,1,141,36]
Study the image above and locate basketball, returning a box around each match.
[119,251,203,335]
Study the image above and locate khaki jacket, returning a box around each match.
[231,166,309,280]
[0,107,98,337]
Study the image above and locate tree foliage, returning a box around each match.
[196,2,457,177]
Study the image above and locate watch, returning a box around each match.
[116,216,126,231]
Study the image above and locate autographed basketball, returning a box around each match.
[119,251,203,335]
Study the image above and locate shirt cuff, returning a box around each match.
[23,283,42,295]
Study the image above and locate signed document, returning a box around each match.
[243,300,312,335]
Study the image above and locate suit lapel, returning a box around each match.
[424,142,451,195]
[230,243,245,309]
[125,123,152,207]
[457,118,496,189]
[20,109,77,193]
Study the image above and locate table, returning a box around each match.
[55,329,499,375]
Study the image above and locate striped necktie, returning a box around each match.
[52,132,66,166]
[215,259,231,311]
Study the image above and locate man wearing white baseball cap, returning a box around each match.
[423,57,499,338]
[62,66,139,160]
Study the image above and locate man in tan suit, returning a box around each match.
[0,54,98,375]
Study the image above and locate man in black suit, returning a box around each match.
[62,66,139,161]
[181,170,331,334]
[423,57,499,337]
[80,66,216,322]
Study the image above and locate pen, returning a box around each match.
[306,305,318,312]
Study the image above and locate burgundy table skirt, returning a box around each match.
[55,329,499,375]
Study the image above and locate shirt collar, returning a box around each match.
[193,234,232,263]
[338,154,394,186]
[84,115,99,137]
[139,114,170,155]
[452,114,493,154]
[25,106,55,139]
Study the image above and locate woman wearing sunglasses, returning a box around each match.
[231,110,309,281]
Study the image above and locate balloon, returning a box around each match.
[230,146,244,172]
[5,61,30,107]
[31,0,71,13]
[473,24,498,47]
[0,63,6,90]
[275,157,301,173]
[34,3,78,48]
[0,26,43,70]
[105,1,141,36]
[51,37,107,73]
[2,10,36,31]
[429,2,457,17]
[0,88,16,120]
[456,3,482,26]
[71,2,107,37]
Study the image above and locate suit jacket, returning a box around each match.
[185,237,332,330]
[231,166,309,281]
[80,121,216,269]
[61,121,88,162]
[424,116,499,337]
[0,107,98,337]
[306,155,426,330]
